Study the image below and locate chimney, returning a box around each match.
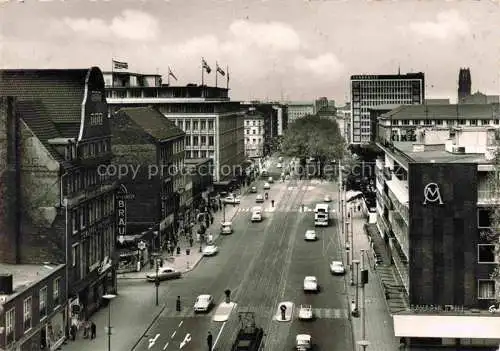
[0,97,21,264]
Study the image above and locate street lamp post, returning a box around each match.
[223,202,226,222]
[360,249,367,344]
[155,259,160,306]
[103,294,116,351]
[352,259,360,314]
[349,206,355,286]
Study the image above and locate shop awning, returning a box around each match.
[394,313,500,339]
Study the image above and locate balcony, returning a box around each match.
[478,190,500,205]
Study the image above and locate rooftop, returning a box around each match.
[369,104,402,111]
[351,72,424,80]
[391,141,489,164]
[0,263,64,299]
[380,103,500,121]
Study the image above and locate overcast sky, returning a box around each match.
[1,0,499,103]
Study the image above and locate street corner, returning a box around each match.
[213,302,237,322]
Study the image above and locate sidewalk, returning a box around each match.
[346,210,401,350]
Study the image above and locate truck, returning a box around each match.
[314,203,329,226]
[231,312,264,351]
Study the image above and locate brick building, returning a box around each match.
[0,264,66,351]
[0,68,118,325]
[111,107,185,257]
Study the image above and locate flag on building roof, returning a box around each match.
[216,63,225,76]
[113,60,128,70]
[168,67,178,81]
[202,58,212,74]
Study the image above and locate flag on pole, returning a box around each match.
[112,60,128,70]
[216,64,225,76]
[202,58,212,74]
[168,68,178,81]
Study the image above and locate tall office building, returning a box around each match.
[458,68,472,103]
[350,73,425,144]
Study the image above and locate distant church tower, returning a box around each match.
[458,68,471,103]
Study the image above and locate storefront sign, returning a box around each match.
[423,183,444,205]
[117,184,134,236]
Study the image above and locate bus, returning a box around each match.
[314,203,329,226]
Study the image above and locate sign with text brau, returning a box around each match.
[116,184,135,236]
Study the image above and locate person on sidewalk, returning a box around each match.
[207,331,213,351]
[70,324,77,341]
[90,320,96,339]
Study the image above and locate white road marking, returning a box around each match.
[171,331,176,338]
[178,321,183,327]
[213,321,226,348]
[163,342,169,350]
[179,333,191,349]
[148,333,160,349]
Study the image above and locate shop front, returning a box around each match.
[40,308,66,350]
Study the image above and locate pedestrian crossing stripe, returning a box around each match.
[236,207,336,213]
[160,306,216,318]
[233,307,348,320]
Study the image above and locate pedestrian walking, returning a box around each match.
[70,324,77,341]
[83,320,90,339]
[176,296,181,312]
[90,320,96,339]
[207,331,213,351]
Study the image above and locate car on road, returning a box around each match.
[263,182,271,190]
[203,245,219,256]
[261,170,269,177]
[224,195,241,204]
[251,207,263,222]
[146,267,181,282]
[268,176,274,183]
[194,294,214,312]
[250,186,257,193]
[220,221,233,235]
[330,261,345,275]
[298,304,313,320]
[303,276,319,292]
[323,194,332,202]
[304,230,317,241]
[277,163,282,168]
[296,334,312,350]
[255,194,264,203]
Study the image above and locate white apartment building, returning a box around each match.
[286,101,314,123]
[350,73,425,144]
[104,71,245,183]
[244,108,265,158]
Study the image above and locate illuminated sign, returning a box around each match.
[423,183,444,205]
[117,184,134,236]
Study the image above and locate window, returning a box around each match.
[200,120,206,130]
[253,130,256,134]
[39,286,47,319]
[23,296,32,332]
[53,277,60,306]
[80,207,85,229]
[193,136,199,146]
[470,119,477,126]
[72,244,78,267]
[184,120,191,130]
[71,211,77,233]
[185,136,191,146]
[6,308,14,345]
[193,121,198,130]
[208,120,214,130]
[208,136,214,146]
[200,136,206,145]
[478,208,492,228]
[478,244,496,263]
[478,280,495,299]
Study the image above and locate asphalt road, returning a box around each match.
[132,158,353,351]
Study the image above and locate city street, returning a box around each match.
[132,159,353,351]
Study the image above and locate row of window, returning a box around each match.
[245,128,262,135]
[185,135,214,146]
[5,278,60,345]
[245,138,262,144]
[185,150,215,159]
[352,80,422,88]
[71,195,115,233]
[389,119,499,126]
[245,120,263,126]
[65,167,113,195]
[174,119,215,131]
[72,226,113,276]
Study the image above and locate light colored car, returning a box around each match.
[263,182,271,190]
[268,176,274,183]
[323,194,332,202]
[146,267,181,282]
[255,194,264,203]
[220,221,233,235]
[296,334,312,350]
[330,261,345,275]
[251,207,263,222]
[250,186,257,193]
[304,230,317,241]
[277,163,282,168]
[202,245,219,256]
[298,304,313,320]
[303,276,318,292]
[194,294,214,312]
[224,195,241,204]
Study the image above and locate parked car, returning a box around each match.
[298,304,313,320]
[220,221,233,235]
[296,334,312,350]
[323,194,332,202]
[330,261,345,275]
[304,230,317,241]
[250,186,257,193]
[255,194,264,203]
[146,267,181,282]
[303,276,318,292]
[268,176,274,183]
[193,294,214,312]
[203,245,219,256]
[263,182,271,190]
[224,195,241,204]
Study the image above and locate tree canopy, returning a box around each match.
[281,114,345,162]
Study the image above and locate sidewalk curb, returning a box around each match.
[130,303,166,351]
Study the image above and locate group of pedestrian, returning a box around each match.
[69,320,96,341]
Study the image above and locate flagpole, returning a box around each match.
[167,66,170,86]
[201,58,204,86]
[226,65,229,90]
[215,62,218,88]
[111,58,114,89]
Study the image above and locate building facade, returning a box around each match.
[286,101,314,124]
[0,264,66,351]
[185,158,214,209]
[350,73,425,144]
[272,104,288,137]
[0,68,118,322]
[111,107,185,260]
[375,125,500,349]
[104,70,245,185]
[336,103,351,144]
[461,92,500,105]
[243,108,264,158]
